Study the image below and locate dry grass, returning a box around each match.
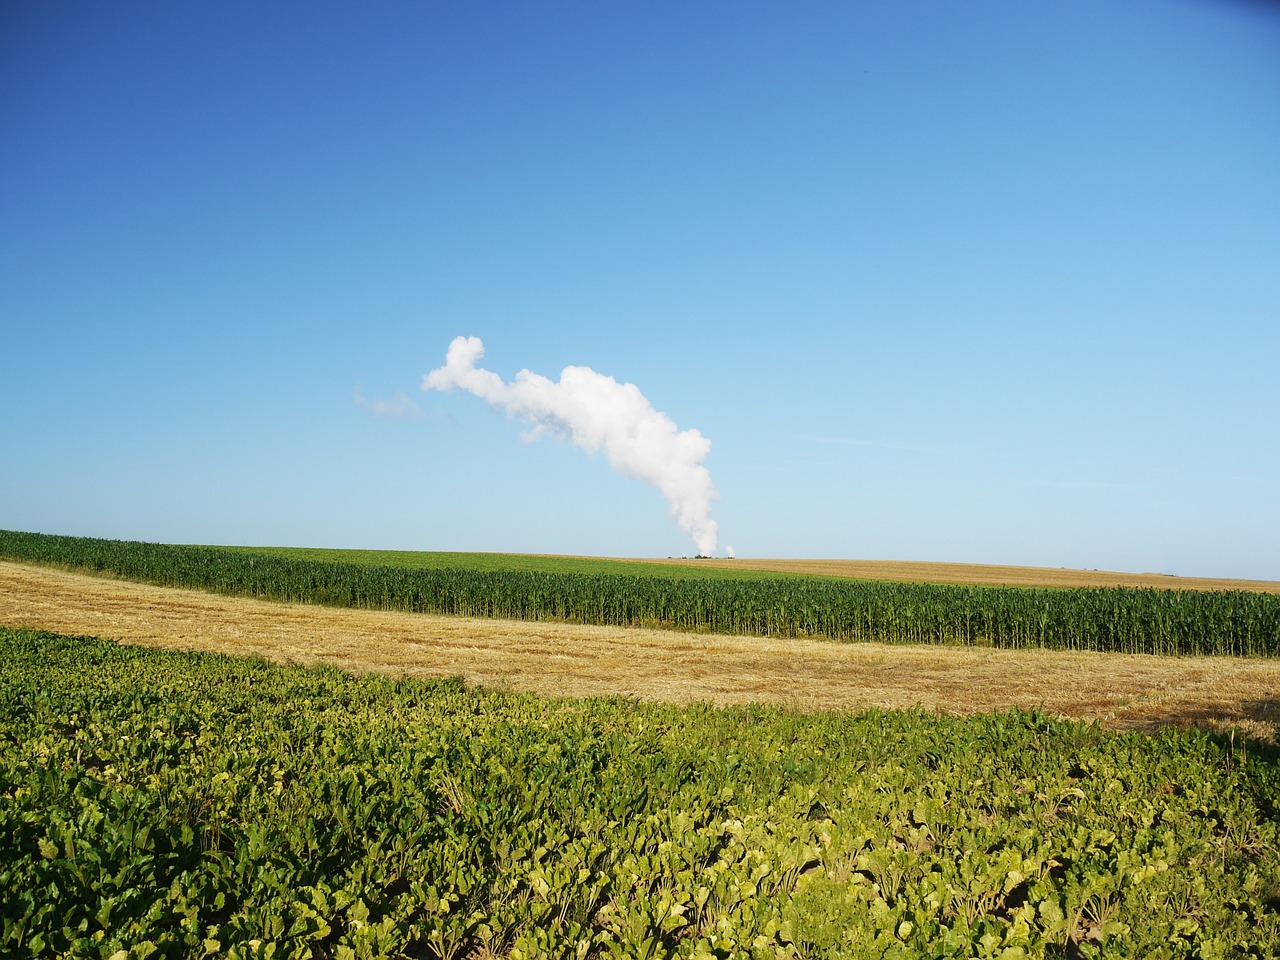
[3,561,1277,739]
[646,557,1280,594]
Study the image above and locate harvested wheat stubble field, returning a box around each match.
[3,560,1278,739]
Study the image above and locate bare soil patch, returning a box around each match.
[649,557,1280,593]
[3,561,1277,739]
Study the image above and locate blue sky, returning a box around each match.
[2,1,1278,579]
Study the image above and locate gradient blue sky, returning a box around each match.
[3,1,1278,578]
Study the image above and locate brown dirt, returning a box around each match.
[645,557,1280,593]
[3,561,1277,739]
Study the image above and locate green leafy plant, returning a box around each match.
[3,628,1279,957]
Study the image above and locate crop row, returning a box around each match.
[3,529,1279,656]
[3,628,1279,958]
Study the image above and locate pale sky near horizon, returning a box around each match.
[2,2,1278,579]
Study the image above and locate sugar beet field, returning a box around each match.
[3,530,1280,958]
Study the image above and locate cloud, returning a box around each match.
[1048,479,1109,490]
[423,335,720,556]
[798,435,941,454]
[353,387,424,420]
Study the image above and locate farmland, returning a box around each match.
[4,627,1280,958]
[652,557,1280,595]
[121,541,1280,594]
[5,561,1280,736]
[3,531,1279,657]
[4,530,1280,957]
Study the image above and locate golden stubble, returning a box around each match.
[3,561,1277,738]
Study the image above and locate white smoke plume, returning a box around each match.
[423,335,720,556]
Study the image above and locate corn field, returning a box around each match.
[3,529,1277,656]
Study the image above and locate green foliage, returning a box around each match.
[4,530,1279,657]
[214,545,794,582]
[3,628,1279,958]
